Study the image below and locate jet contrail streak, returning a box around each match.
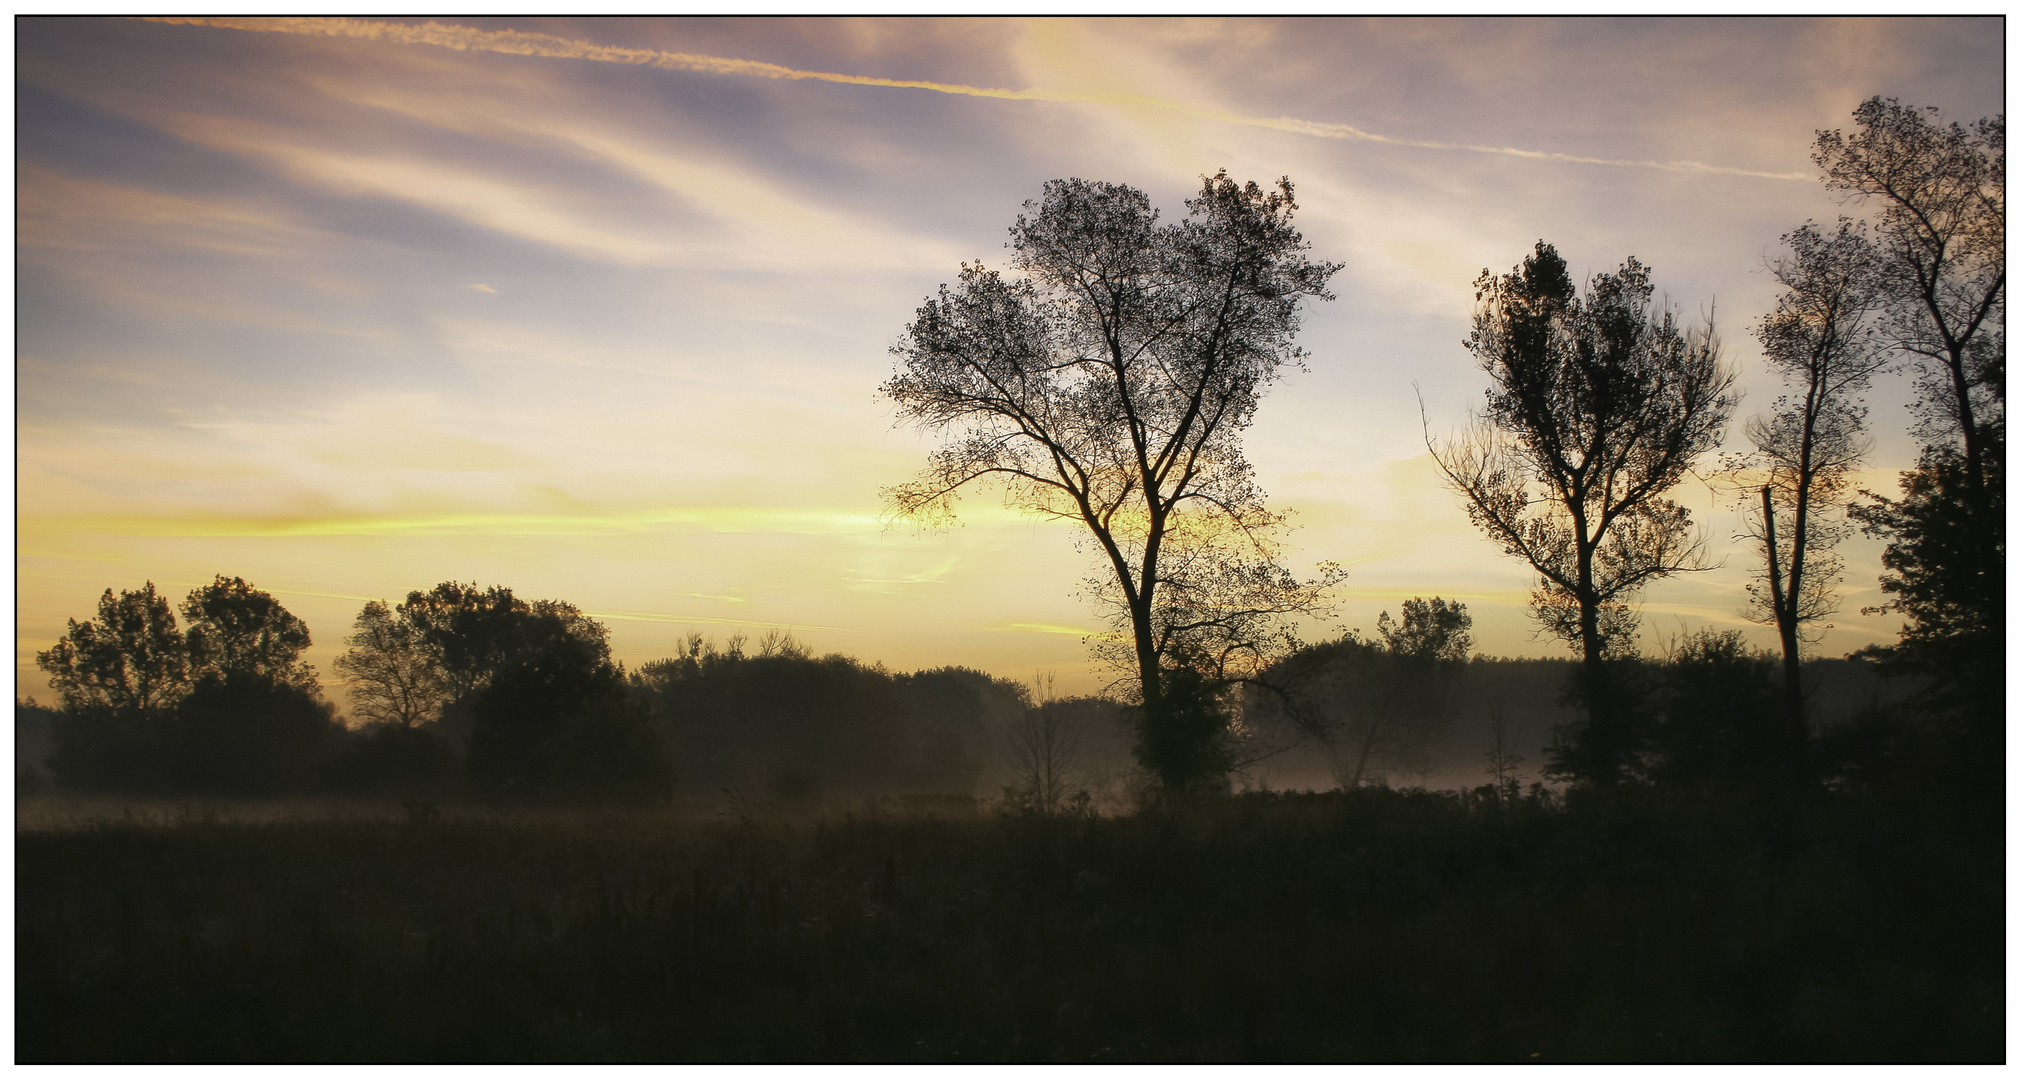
[140,16,1809,182]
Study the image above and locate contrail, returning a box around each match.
[141,17,1809,182]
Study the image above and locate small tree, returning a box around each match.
[884,173,1343,794]
[1854,449,2005,720]
[1319,597,1472,789]
[1432,242,1738,785]
[1005,671,1084,814]
[1481,700,1525,802]
[1730,219,1892,780]
[335,600,450,728]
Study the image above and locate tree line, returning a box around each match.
[25,576,1037,802]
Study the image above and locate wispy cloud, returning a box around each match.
[23,506,886,539]
[306,78,952,269]
[986,620,1097,636]
[142,17,1809,182]
[160,118,675,264]
[19,165,308,257]
[586,609,860,633]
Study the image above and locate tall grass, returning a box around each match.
[17,786,2001,1062]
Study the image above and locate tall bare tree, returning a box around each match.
[1432,242,1737,785]
[1819,99,2004,720]
[1732,219,1890,777]
[883,173,1342,793]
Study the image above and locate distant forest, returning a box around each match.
[8,580,1932,810]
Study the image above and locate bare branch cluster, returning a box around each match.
[1815,98,2003,475]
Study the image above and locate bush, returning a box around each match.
[159,674,341,796]
[326,722,458,795]
[630,639,1009,800]
[45,705,164,792]
[1648,631,1783,788]
[467,638,669,801]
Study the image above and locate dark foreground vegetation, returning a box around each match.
[17,782,2000,1064]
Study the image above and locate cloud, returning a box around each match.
[161,117,674,264]
[153,91,953,272]
[469,283,497,293]
[309,78,954,270]
[18,165,308,257]
[23,505,888,540]
[142,16,1809,182]
[585,608,859,633]
[986,620,1097,636]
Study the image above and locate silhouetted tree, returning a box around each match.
[168,579,333,795]
[36,583,190,790]
[37,578,338,793]
[1432,242,1737,786]
[1854,449,2004,719]
[1378,596,1475,667]
[1730,219,1891,779]
[1816,98,2003,502]
[335,600,450,728]
[393,581,610,744]
[180,575,317,690]
[397,582,531,703]
[1821,100,2005,730]
[884,173,1343,794]
[36,582,190,715]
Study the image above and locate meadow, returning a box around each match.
[17,783,2001,1063]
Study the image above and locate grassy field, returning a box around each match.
[16,786,2002,1063]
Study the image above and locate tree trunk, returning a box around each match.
[1348,715,1382,789]
[1762,486,1806,784]
[1575,540,1617,786]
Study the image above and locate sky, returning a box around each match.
[14,16,2006,709]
